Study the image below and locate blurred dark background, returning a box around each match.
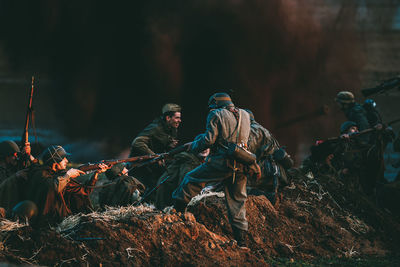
[0,0,399,165]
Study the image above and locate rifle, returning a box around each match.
[18,77,36,168]
[21,76,35,147]
[310,118,400,162]
[77,154,160,172]
[362,76,400,97]
[78,143,191,173]
[128,143,192,170]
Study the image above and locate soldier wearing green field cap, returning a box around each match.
[129,103,182,195]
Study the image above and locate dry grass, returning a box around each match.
[56,204,156,234]
[187,191,225,207]
[0,219,27,232]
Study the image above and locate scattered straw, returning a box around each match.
[345,214,370,234]
[126,247,149,258]
[57,205,156,234]
[0,219,27,232]
[344,246,359,258]
[187,191,225,207]
[162,206,175,214]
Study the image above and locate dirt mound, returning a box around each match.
[188,176,399,260]
[0,170,399,266]
[0,205,262,266]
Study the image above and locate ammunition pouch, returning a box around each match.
[225,142,257,165]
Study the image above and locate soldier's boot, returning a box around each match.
[232,226,249,250]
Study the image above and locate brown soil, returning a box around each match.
[0,170,399,266]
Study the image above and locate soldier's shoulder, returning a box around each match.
[139,117,165,135]
[209,108,223,116]
[205,109,223,122]
[30,165,53,178]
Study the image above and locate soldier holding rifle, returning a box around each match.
[25,145,109,224]
[129,103,182,199]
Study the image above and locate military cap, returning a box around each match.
[335,91,355,104]
[41,145,70,164]
[162,103,181,114]
[105,163,126,179]
[208,92,234,109]
[340,121,357,134]
[0,140,20,158]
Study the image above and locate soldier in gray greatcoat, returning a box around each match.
[172,92,252,248]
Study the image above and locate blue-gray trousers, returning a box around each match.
[172,157,248,231]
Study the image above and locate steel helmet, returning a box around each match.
[335,91,355,104]
[208,92,234,109]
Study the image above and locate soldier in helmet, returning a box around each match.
[172,92,253,249]
[0,140,24,183]
[129,103,182,195]
[335,91,391,196]
[98,163,145,208]
[335,91,371,132]
[340,121,359,137]
[0,140,37,216]
[246,110,293,204]
[25,145,108,224]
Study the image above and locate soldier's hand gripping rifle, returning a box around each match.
[362,76,400,97]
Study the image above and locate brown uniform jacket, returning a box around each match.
[129,117,178,189]
[25,166,72,222]
[130,117,178,156]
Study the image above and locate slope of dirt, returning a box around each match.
[0,170,399,266]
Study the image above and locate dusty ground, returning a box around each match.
[0,169,399,266]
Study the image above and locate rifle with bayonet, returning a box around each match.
[19,76,36,168]
[310,119,400,162]
[362,76,400,97]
